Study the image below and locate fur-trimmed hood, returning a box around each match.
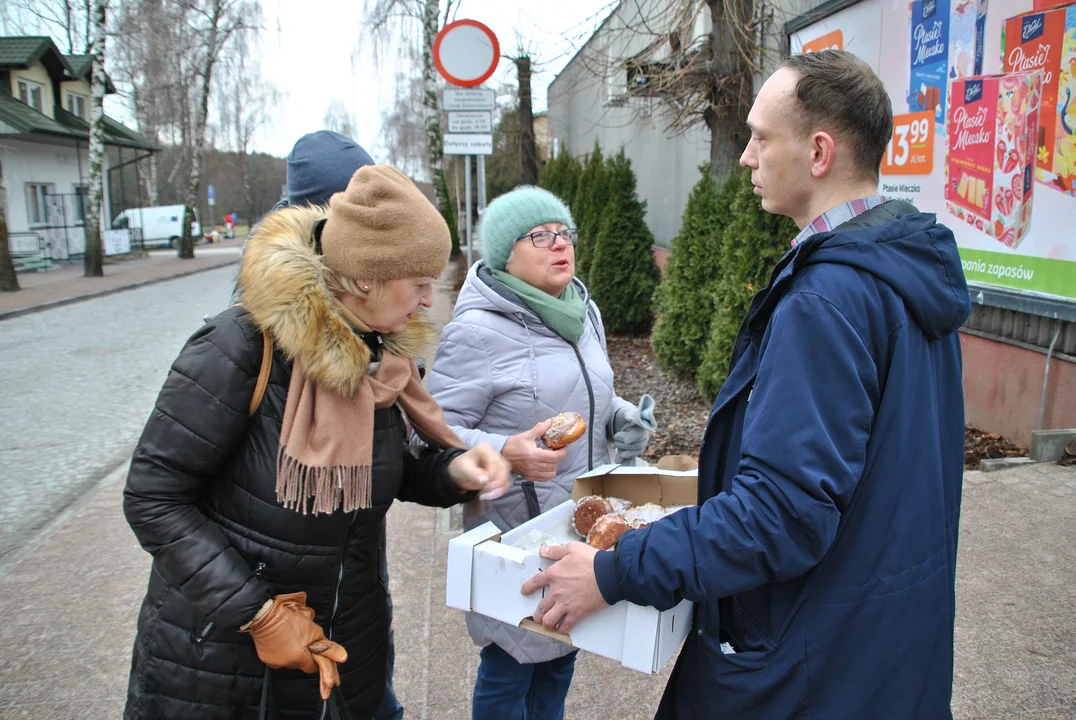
[237,206,439,396]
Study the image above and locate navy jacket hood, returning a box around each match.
[803,208,971,339]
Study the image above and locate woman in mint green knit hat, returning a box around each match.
[428,186,656,719]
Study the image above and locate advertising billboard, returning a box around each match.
[788,0,1076,304]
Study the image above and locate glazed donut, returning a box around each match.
[625,502,665,526]
[607,497,633,515]
[572,496,613,537]
[542,412,587,449]
[586,513,632,550]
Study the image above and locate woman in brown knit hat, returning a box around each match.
[122,165,511,720]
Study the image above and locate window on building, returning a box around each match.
[73,185,89,223]
[16,79,45,112]
[26,183,54,225]
[66,91,88,120]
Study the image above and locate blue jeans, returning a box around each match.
[472,643,578,720]
[373,626,403,719]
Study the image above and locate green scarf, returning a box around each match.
[490,268,588,343]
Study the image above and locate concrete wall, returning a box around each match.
[547,0,824,249]
[547,0,712,250]
[961,331,1076,448]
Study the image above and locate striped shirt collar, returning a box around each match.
[791,196,888,247]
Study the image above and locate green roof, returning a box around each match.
[0,36,52,66]
[0,93,75,136]
[0,94,157,151]
[0,36,74,76]
[62,53,117,92]
[65,54,91,77]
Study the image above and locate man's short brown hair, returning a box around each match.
[779,50,892,182]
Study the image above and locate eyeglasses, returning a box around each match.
[516,228,579,248]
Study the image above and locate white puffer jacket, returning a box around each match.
[427,261,633,663]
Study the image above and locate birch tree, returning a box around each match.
[176,0,258,259]
[4,0,92,53]
[364,0,461,255]
[84,0,107,277]
[113,0,176,205]
[381,54,432,181]
[323,101,358,138]
[216,33,279,224]
[0,159,18,292]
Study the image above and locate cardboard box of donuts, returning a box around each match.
[445,456,699,674]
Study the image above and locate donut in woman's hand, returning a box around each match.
[586,513,631,550]
[542,412,586,449]
[572,496,613,537]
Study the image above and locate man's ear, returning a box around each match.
[810,131,837,179]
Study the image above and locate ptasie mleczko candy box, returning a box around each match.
[945,72,1042,248]
[908,0,986,130]
[1002,4,1076,196]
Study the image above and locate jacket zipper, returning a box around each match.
[320,513,359,720]
[570,342,596,471]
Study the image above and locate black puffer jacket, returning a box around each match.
[123,207,470,720]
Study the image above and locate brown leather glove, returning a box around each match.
[241,592,348,700]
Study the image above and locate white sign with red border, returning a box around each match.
[433,19,500,88]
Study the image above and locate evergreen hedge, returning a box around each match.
[539,149,582,212]
[696,168,799,400]
[588,150,661,335]
[572,142,606,284]
[651,165,730,379]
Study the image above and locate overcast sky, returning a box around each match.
[5,0,614,159]
[251,0,615,158]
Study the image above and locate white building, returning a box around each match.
[546,0,816,257]
[0,36,156,261]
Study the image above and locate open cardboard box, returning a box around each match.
[446,460,698,673]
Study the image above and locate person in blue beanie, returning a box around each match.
[523,50,972,719]
[235,130,405,720]
[280,130,376,208]
[233,130,375,300]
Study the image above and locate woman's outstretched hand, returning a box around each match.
[448,443,513,500]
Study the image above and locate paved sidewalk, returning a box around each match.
[1,255,1072,718]
[0,239,244,320]
[0,462,1072,719]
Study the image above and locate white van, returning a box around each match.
[112,205,202,248]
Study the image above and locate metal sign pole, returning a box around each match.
[477,154,487,222]
[465,154,473,267]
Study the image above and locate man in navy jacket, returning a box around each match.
[523,49,971,718]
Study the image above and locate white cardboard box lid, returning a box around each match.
[445,521,501,611]
[457,500,693,673]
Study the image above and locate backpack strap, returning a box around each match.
[249,328,273,417]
